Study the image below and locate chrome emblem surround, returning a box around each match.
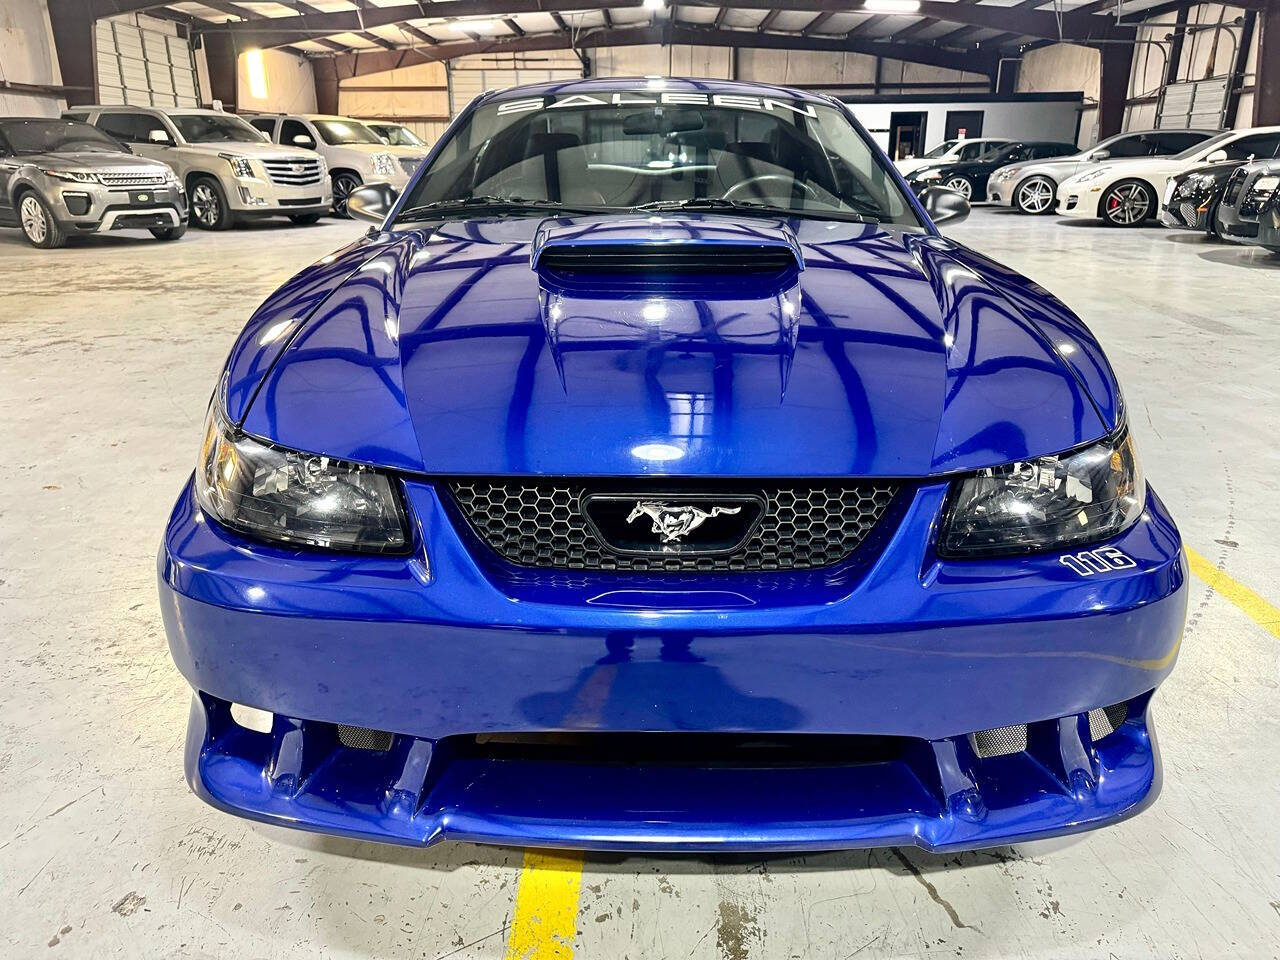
[625,501,743,544]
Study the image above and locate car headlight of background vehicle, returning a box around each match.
[220,154,255,179]
[916,169,943,182]
[993,166,1022,183]
[370,152,396,177]
[42,168,98,184]
[1073,167,1111,186]
[194,408,410,553]
[939,428,1144,558]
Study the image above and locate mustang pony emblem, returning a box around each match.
[625,501,742,543]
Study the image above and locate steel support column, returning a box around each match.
[1255,0,1280,125]
[1097,42,1135,139]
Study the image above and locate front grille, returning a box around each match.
[399,156,424,177]
[448,479,899,572]
[99,171,167,188]
[278,197,322,206]
[262,157,323,186]
[336,724,394,752]
[1178,201,1204,228]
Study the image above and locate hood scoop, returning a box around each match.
[531,214,804,281]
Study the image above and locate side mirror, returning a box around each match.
[1205,149,1229,164]
[347,182,399,225]
[1090,149,1110,161]
[147,128,171,145]
[292,134,314,147]
[920,185,970,226]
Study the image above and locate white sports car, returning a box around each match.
[1056,126,1280,226]
[895,137,1011,177]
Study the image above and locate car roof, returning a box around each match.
[484,76,832,105]
[73,105,227,116]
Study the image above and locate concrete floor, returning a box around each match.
[1,208,1278,960]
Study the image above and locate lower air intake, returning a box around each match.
[970,723,1029,759]
[336,724,394,752]
[1087,702,1129,742]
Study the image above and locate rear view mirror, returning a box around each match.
[920,185,970,226]
[347,182,399,225]
[622,109,705,136]
[1090,149,1110,161]
[147,128,171,144]
[1205,149,1229,164]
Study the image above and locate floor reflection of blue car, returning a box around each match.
[158,79,1186,853]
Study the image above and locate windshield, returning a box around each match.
[979,143,1018,163]
[922,139,958,159]
[0,119,125,155]
[171,113,262,143]
[1176,130,1233,161]
[397,90,919,226]
[314,119,384,145]
[374,124,425,147]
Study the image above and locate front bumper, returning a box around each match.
[225,176,333,216]
[52,181,186,232]
[159,478,1187,851]
[986,182,1013,206]
[1056,186,1100,219]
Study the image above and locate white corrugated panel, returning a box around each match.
[1156,78,1228,129]
[95,17,200,107]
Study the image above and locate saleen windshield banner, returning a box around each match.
[496,92,820,118]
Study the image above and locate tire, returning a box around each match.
[288,213,322,225]
[189,176,234,231]
[1013,175,1057,215]
[1100,179,1155,227]
[943,175,973,200]
[331,172,362,218]
[150,224,187,241]
[17,190,66,249]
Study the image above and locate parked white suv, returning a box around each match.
[247,114,428,217]
[67,106,331,229]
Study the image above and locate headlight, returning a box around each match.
[42,169,98,184]
[917,169,943,181]
[194,408,410,554]
[220,154,255,178]
[994,167,1021,182]
[1074,167,1111,185]
[939,428,1144,558]
[1252,175,1280,195]
[371,152,396,177]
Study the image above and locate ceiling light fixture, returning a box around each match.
[863,0,921,13]
[643,0,665,10]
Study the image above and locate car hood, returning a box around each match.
[1066,156,1186,185]
[23,150,169,172]
[226,214,1117,478]
[179,141,316,159]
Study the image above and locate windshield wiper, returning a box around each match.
[633,196,878,223]
[397,196,603,221]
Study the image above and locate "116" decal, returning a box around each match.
[1060,546,1136,577]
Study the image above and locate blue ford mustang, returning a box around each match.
[159,79,1186,852]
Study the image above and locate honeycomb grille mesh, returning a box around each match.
[447,480,899,572]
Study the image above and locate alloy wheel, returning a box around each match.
[1104,182,1151,225]
[1016,177,1055,214]
[191,182,221,228]
[332,174,359,218]
[944,176,972,199]
[20,195,47,244]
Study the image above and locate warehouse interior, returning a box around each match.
[2,1,1279,958]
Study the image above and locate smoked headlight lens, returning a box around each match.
[940,428,1144,558]
[194,409,409,553]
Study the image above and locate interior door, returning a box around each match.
[945,111,984,141]
[888,112,927,162]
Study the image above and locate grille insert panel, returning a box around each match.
[448,479,899,572]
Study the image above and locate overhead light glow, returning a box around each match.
[631,443,684,462]
[643,0,665,10]
[863,0,921,12]
[244,48,268,100]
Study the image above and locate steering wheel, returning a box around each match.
[723,175,820,203]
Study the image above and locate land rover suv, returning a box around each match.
[0,117,186,248]
[67,106,331,230]
[246,113,427,217]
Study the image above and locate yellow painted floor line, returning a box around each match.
[1186,547,1280,640]
[504,849,584,960]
